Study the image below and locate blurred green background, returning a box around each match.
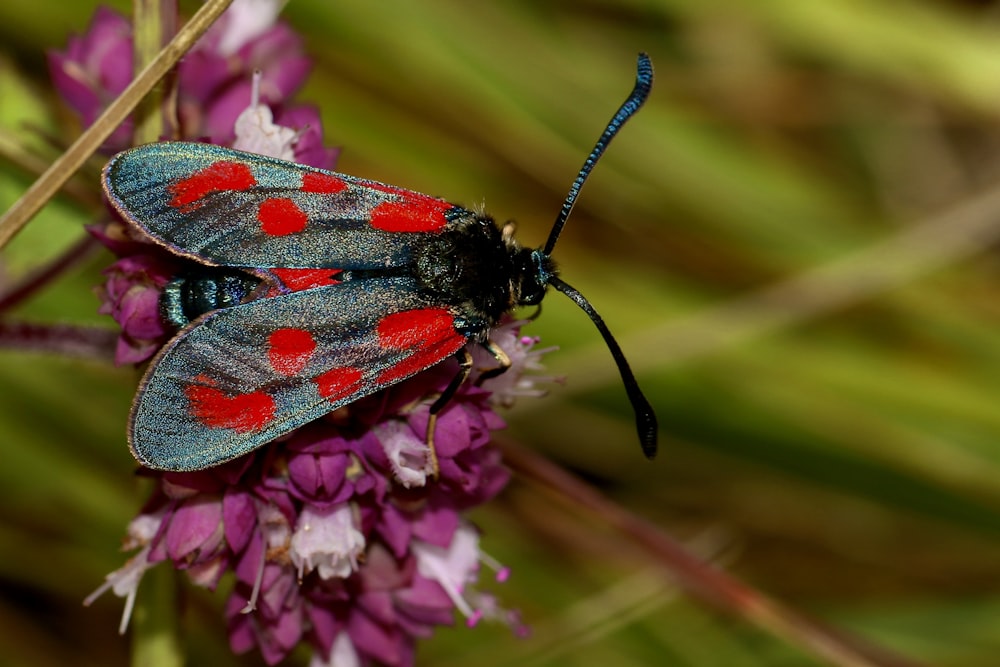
[4,0,1000,665]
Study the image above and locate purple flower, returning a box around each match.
[290,504,366,580]
[89,320,542,665]
[232,73,339,169]
[277,105,341,170]
[177,8,312,147]
[47,2,326,163]
[94,252,174,364]
[47,6,134,150]
[158,493,230,588]
[69,3,542,664]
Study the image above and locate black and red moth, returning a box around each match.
[102,54,657,472]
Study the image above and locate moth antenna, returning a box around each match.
[548,276,657,458]
[542,53,653,256]
[541,54,657,458]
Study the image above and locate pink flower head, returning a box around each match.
[232,72,339,169]
[72,5,540,664]
[47,1,325,162]
[94,252,174,364]
[91,321,546,665]
[177,2,312,147]
[47,6,134,150]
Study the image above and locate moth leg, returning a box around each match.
[474,338,512,386]
[427,347,474,478]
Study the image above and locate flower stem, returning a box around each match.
[0,322,117,361]
[132,0,179,144]
[130,566,182,667]
[0,234,99,314]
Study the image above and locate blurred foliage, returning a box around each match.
[3,0,1000,665]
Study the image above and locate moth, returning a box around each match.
[102,54,657,472]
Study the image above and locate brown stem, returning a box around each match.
[0,234,100,314]
[0,321,117,361]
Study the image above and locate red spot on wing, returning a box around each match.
[377,308,460,348]
[271,268,342,292]
[268,328,317,376]
[169,160,255,211]
[301,172,347,194]
[376,308,465,384]
[370,198,451,232]
[314,366,364,402]
[184,379,275,433]
[258,198,309,236]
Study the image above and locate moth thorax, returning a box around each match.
[413,214,515,324]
